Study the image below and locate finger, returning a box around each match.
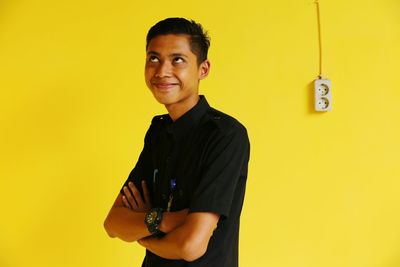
[142,180,151,205]
[123,186,138,208]
[122,195,131,209]
[129,182,144,207]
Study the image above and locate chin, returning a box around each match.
[153,94,177,106]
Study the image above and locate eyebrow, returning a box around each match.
[147,51,188,59]
[147,51,160,56]
[170,53,188,58]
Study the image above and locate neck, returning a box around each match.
[166,95,200,121]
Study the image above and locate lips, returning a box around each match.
[152,81,179,91]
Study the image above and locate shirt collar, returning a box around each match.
[165,95,210,141]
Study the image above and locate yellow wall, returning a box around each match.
[1,0,399,266]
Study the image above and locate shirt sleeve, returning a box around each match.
[189,124,250,219]
[119,124,153,198]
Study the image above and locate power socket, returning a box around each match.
[314,78,332,111]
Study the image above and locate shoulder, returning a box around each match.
[203,107,248,140]
[141,114,168,142]
[151,114,168,124]
[147,114,169,131]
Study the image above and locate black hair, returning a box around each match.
[146,18,210,65]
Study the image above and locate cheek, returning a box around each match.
[177,69,194,82]
[144,73,152,88]
[144,69,153,82]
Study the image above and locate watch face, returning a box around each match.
[145,208,163,235]
[150,211,157,221]
[146,211,157,224]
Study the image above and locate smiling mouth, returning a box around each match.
[153,83,179,90]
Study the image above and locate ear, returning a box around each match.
[198,60,211,80]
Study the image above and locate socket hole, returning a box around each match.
[318,97,330,109]
[317,84,329,96]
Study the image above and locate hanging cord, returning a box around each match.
[315,0,323,79]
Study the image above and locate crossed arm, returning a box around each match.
[104,181,220,262]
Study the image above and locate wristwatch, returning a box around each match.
[144,208,163,235]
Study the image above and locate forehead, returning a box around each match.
[146,34,194,55]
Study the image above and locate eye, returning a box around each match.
[148,56,159,63]
[173,57,184,63]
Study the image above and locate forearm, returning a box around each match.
[104,205,188,242]
[139,223,200,261]
[104,206,149,242]
[138,212,219,262]
[158,209,188,233]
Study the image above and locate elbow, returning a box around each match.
[179,236,208,262]
[103,217,116,238]
[103,216,138,242]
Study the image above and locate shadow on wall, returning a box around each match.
[307,81,316,114]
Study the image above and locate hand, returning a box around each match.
[122,180,152,212]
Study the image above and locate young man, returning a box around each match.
[104,18,250,267]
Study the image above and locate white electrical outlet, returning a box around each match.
[314,78,332,111]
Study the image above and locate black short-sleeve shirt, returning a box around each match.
[121,95,250,267]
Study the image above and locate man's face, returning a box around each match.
[145,34,209,109]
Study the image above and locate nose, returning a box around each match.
[155,61,172,78]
